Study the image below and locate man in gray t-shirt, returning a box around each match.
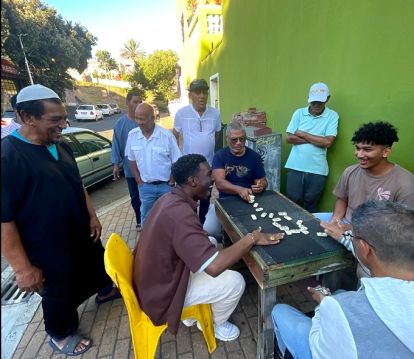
[316,121,414,230]
[315,121,414,289]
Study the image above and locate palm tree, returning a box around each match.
[120,39,144,62]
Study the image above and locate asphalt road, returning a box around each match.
[67,110,123,133]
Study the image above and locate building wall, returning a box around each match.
[191,0,414,211]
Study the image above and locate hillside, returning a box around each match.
[68,82,174,129]
[71,82,128,110]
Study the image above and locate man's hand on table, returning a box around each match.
[238,187,253,202]
[249,227,284,245]
[320,219,352,241]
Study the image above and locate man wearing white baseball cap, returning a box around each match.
[1,84,120,356]
[284,82,339,212]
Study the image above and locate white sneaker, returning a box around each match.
[197,320,240,341]
[182,318,197,327]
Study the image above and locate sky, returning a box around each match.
[43,0,182,61]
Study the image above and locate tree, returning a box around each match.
[95,50,118,77]
[1,0,96,98]
[120,39,144,63]
[1,9,10,55]
[129,50,179,102]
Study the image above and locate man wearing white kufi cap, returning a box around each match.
[1,84,119,356]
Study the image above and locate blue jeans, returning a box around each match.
[138,182,170,227]
[126,177,141,225]
[272,304,312,359]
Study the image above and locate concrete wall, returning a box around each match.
[194,0,414,211]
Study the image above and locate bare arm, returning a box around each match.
[205,229,284,277]
[83,188,102,242]
[1,222,44,292]
[113,164,121,180]
[172,128,180,146]
[294,130,336,148]
[213,168,252,201]
[286,132,308,145]
[331,197,348,222]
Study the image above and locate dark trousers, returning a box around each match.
[198,198,210,225]
[285,169,326,213]
[126,176,141,225]
[40,241,112,339]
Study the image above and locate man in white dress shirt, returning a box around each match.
[173,79,222,224]
[125,103,181,226]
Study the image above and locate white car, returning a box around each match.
[75,105,103,122]
[110,103,121,114]
[97,104,114,116]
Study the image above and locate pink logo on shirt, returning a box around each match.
[376,187,391,200]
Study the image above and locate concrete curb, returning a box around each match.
[96,194,130,217]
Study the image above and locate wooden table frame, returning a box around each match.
[214,193,353,359]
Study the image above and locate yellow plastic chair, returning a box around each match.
[104,233,217,359]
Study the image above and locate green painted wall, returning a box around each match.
[197,0,414,211]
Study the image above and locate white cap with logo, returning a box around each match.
[308,82,329,103]
[16,84,60,104]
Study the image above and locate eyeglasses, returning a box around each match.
[229,137,246,144]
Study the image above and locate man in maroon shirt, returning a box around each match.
[133,154,284,341]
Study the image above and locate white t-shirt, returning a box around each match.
[174,105,221,164]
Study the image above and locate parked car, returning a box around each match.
[97,104,115,116]
[62,127,115,188]
[110,103,121,114]
[1,109,15,127]
[75,105,103,122]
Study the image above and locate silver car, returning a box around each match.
[62,127,114,188]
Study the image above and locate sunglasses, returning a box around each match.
[229,136,246,144]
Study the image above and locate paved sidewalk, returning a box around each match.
[9,200,319,359]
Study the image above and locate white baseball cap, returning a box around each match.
[16,84,60,104]
[308,82,329,103]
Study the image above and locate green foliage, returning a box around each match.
[120,39,145,62]
[1,10,10,55]
[128,49,179,102]
[95,50,118,74]
[1,0,96,98]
